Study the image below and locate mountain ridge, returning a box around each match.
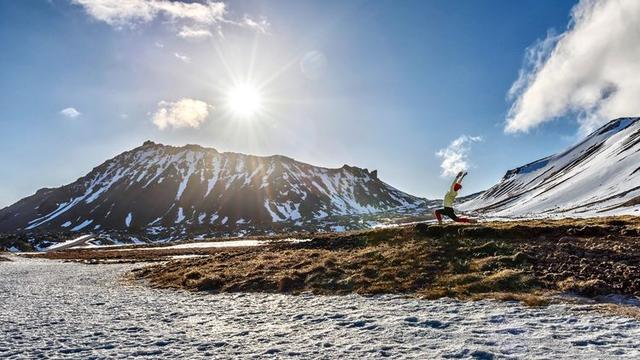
[0,141,428,243]
[461,117,640,216]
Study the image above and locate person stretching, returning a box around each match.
[434,171,474,224]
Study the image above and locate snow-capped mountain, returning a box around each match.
[0,141,426,240]
[461,117,640,217]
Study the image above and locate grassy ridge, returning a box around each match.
[129,217,640,304]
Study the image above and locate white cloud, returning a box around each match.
[151,98,211,130]
[177,25,212,39]
[506,0,640,135]
[59,107,81,118]
[241,15,270,34]
[71,0,225,27]
[436,135,482,177]
[72,0,269,37]
[174,52,190,63]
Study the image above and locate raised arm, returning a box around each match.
[458,171,467,184]
[450,171,462,190]
[450,171,467,190]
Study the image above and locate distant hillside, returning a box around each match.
[461,117,640,217]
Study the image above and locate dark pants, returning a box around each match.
[434,207,470,223]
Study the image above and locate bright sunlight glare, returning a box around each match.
[226,83,264,118]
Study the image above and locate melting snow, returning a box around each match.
[129,237,144,245]
[204,157,222,197]
[71,219,93,231]
[2,258,640,359]
[44,234,94,251]
[197,212,206,224]
[146,226,165,235]
[175,153,200,200]
[175,208,185,224]
[264,200,285,222]
[144,239,265,250]
[275,201,301,221]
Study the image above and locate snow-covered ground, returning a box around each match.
[89,239,267,251]
[73,238,311,251]
[1,257,640,358]
[43,234,95,251]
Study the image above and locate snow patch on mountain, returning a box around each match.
[175,207,185,224]
[71,219,93,231]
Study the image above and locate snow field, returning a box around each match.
[1,257,639,359]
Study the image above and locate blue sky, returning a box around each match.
[0,0,583,207]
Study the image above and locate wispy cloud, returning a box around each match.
[436,135,482,177]
[71,0,224,27]
[177,25,212,39]
[506,0,640,135]
[151,98,211,130]
[174,52,190,63]
[241,15,270,34]
[59,107,81,118]
[72,0,269,38]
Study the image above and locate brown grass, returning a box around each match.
[130,217,640,303]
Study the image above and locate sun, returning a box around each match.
[225,83,263,118]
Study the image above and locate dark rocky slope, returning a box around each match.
[0,141,428,245]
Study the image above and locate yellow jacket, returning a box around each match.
[443,173,464,207]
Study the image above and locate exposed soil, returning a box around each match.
[119,216,640,303]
